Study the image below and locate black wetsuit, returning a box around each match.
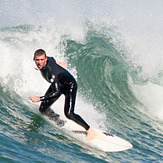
[39,57,90,130]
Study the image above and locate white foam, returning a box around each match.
[1,1,163,78]
[128,75,163,122]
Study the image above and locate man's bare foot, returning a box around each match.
[55,118,66,127]
[86,127,95,140]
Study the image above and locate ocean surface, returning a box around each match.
[0,0,163,162]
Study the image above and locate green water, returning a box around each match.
[0,25,162,163]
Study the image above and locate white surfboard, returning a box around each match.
[60,121,133,152]
[43,111,133,152]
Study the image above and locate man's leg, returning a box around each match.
[39,86,64,126]
[39,85,58,113]
[64,82,90,130]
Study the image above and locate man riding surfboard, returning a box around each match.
[29,49,95,140]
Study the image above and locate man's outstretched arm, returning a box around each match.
[29,96,40,103]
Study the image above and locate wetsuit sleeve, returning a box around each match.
[51,57,56,63]
[40,77,61,101]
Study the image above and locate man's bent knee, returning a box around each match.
[65,112,75,120]
[39,106,45,114]
[39,104,48,114]
[39,99,55,114]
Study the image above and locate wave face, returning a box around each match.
[0,1,163,162]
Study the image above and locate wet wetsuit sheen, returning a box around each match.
[39,57,90,130]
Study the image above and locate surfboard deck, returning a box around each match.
[60,121,133,152]
[44,114,133,152]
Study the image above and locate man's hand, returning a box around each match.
[29,96,41,103]
[56,61,67,69]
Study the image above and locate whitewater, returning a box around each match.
[0,0,163,162]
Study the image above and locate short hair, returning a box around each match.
[33,49,46,60]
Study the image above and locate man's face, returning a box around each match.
[34,54,47,69]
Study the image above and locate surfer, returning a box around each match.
[29,49,94,140]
